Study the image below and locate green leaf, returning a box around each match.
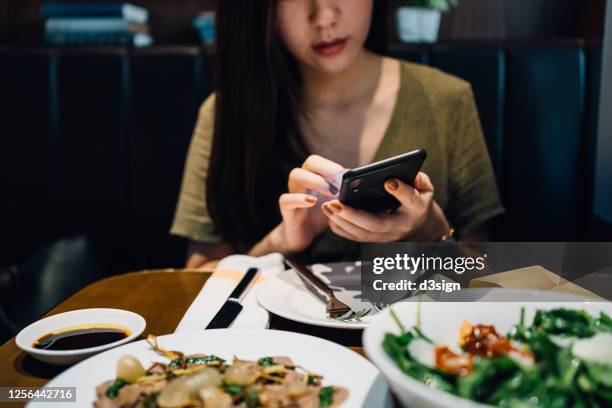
[597,387,612,403]
[319,386,336,408]
[556,348,581,387]
[105,379,128,399]
[458,356,520,402]
[397,331,416,346]
[168,358,182,368]
[413,326,434,343]
[383,332,409,360]
[585,362,612,387]
[488,369,540,405]
[595,312,612,333]
[185,355,225,365]
[222,382,244,396]
[389,308,406,332]
[577,373,597,393]
[257,357,274,367]
[532,309,595,338]
[419,371,454,393]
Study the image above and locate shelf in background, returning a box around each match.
[0,0,606,47]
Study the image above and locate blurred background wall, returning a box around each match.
[437,0,606,41]
[595,1,612,224]
[1,0,607,46]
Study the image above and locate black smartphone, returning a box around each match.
[339,149,427,213]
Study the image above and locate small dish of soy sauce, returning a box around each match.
[33,324,131,351]
[16,309,146,365]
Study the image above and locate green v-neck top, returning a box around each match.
[171,60,504,262]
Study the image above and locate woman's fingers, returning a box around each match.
[301,155,347,189]
[328,220,360,241]
[384,172,433,208]
[322,202,373,240]
[279,193,318,211]
[383,178,417,207]
[322,200,388,232]
[288,167,337,197]
[414,171,434,193]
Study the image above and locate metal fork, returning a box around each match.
[330,307,371,322]
[284,257,371,322]
[372,301,389,312]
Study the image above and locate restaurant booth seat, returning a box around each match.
[0,235,107,334]
[0,41,606,339]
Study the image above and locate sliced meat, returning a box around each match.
[93,397,120,408]
[94,381,118,408]
[259,384,290,408]
[272,357,295,367]
[331,387,349,407]
[146,362,167,376]
[114,384,146,407]
[292,387,319,408]
[96,380,114,399]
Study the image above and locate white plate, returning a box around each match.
[16,308,146,365]
[363,288,612,408]
[28,329,392,408]
[257,266,377,329]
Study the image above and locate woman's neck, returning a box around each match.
[301,50,382,111]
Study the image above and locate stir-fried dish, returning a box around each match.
[384,308,612,407]
[95,335,348,408]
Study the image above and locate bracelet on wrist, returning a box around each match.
[437,227,455,242]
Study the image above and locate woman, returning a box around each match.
[171,0,504,268]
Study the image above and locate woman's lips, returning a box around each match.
[312,37,348,57]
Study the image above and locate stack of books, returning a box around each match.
[43,2,153,47]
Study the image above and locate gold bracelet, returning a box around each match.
[439,227,455,241]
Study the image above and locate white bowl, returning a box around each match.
[16,308,146,365]
[363,288,612,408]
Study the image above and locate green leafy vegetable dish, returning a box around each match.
[383,308,612,407]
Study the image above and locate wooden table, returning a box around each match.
[0,270,365,388]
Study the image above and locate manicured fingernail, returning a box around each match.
[306,196,316,204]
[321,204,332,216]
[386,179,399,191]
[329,202,342,212]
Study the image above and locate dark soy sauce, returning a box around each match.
[33,326,130,350]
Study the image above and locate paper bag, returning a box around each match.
[469,265,605,300]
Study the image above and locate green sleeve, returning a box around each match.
[170,94,223,243]
[445,86,505,236]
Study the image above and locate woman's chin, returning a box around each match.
[308,54,357,76]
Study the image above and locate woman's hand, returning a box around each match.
[321,172,450,242]
[251,155,346,256]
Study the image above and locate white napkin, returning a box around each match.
[174,253,285,332]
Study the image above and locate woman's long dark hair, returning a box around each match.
[207,0,387,250]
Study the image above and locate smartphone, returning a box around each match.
[339,149,427,213]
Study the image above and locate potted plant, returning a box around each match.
[396,0,458,43]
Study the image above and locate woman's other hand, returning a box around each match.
[250,155,347,256]
[321,172,450,242]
